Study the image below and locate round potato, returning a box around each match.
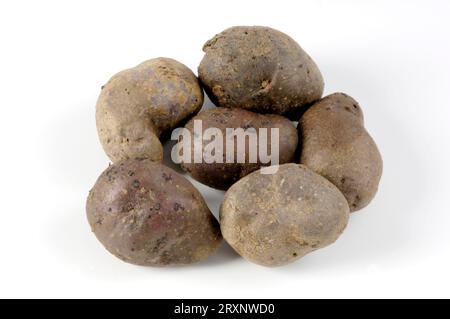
[198,26,324,119]
[96,57,203,163]
[298,93,383,212]
[86,159,221,266]
[178,107,298,190]
[220,163,349,267]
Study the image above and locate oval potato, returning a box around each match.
[179,107,298,190]
[298,93,383,212]
[220,163,349,267]
[86,159,221,266]
[199,26,324,119]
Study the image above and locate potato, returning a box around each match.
[86,159,221,266]
[178,107,298,190]
[96,58,203,163]
[220,164,349,267]
[298,93,383,212]
[198,26,324,119]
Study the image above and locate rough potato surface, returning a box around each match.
[86,159,221,266]
[199,26,324,118]
[220,164,349,267]
[180,107,298,190]
[298,93,383,212]
[96,58,204,162]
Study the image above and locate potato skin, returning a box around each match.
[298,93,383,212]
[180,107,298,190]
[96,58,204,163]
[220,164,349,267]
[86,159,221,266]
[198,26,324,119]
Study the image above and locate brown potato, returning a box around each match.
[220,164,350,267]
[198,26,324,119]
[178,107,298,190]
[86,159,221,266]
[96,58,203,163]
[298,93,383,212]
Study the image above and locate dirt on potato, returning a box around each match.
[96,58,203,163]
[220,163,349,267]
[199,26,324,119]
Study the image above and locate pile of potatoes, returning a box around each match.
[87,26,382,267]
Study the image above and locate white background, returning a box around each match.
[0,0,449,298]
